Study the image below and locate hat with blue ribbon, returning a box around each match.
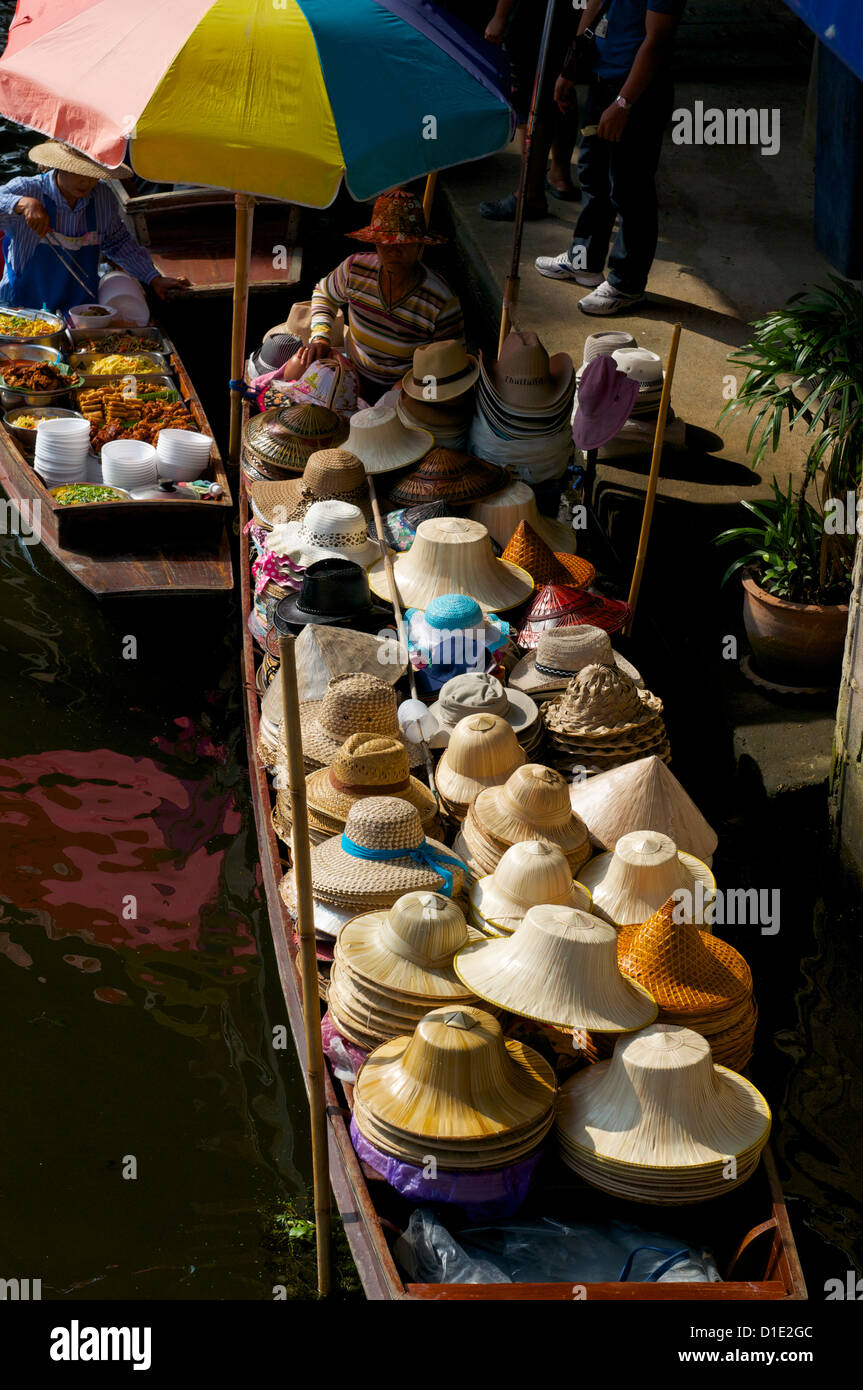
[308,797,467,908]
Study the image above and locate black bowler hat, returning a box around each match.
[273,559,392,635]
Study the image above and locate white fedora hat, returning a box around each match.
[268,499,380,569]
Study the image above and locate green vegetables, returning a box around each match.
[51,484,127,506]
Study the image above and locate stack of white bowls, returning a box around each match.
[34,417,91,487]
[156,428,212,481]
[101,438,158,489]
[98,270,150,327]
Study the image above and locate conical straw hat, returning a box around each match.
[469,478,577,554]
[555,1023,771,1169]
[501,522,579,587]
[386,447,506,506]
[368,517,534,614]
[434,714,526,809]
[335,892,482,1001]
[354,1004,555,1141]
[455,905,658,1031]
[471,764,591,866]
[578,831,716,927]
[569,755,717,865]
[617,898,752,1015]
[470,840,592,932]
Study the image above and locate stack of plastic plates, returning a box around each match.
[101,438,158,490]
[156,428,212,481]
[34,416,90,486]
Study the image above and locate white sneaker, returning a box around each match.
[534,250,603,286]
[577,280,644,316]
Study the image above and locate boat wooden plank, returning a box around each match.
[406,1281,791,1301]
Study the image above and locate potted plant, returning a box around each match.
[715,278,861,684]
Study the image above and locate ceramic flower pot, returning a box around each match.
[741,570,849,686]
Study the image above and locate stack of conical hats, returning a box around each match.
[469,839,592,936]
[543,663,670,774]
[353,1004,557,1170]
[453,763,592,883]
[617,898,757,1069]
[555,1023,771,1203]
[434,714,525,826]
[327,892,485,1051]
[578,830,716,929]
[501,522,596,590]
[570,755,717,865]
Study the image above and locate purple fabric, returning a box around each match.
[374,0,515,125]
[322,1013,369,1079]
[350,1116,544,1219]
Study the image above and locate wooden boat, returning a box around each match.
[0,328,233,599]
[115,185,302,297]
[239,479,807,1301]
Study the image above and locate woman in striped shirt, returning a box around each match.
[302,190,464,401]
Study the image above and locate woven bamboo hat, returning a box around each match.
[368,517,534,614]
[242,402,349,479]
[30,140,132,180]
[617,898,753,1020]
[570,755,718,864]
[469,478,577,554]
[455,905,658,1031]
[250,449,371,526]
[578,831,716,928]
[335,892,482,1001]
[472,764,591,864]
[510,626,643,696]
[470,840,592,933]
[354,1004,555,1140]
[297,672,423,770]
[502,522,595,589]
[345,405,432,475]
[401,339,479,402]
[386,447,506,507]
[309,798,466,907]
[305,734,438,826]
[435,714,526,810]
[555,1024,771,1199]
[516,585,631,648]
[542,663,669,774]
[429,673,538,737]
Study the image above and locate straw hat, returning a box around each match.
[455,905,658,1031]
[516,584,631,648]
[303,733,438,828]
[542,663,669,774]
[250,449,371,526]
[429,672,538,740]
[480,331,574,412]
[510,626,643,696]
[578,831,716,928]
[290,624,406,702]
[501,522,595,589]
[243,403,349,479]
[468,478,577,554]
[349,189,446,245]
[401,339,478,402]
[30,141,132,180]
[470,764,591,867]
[555,1024,771,1201]
[368,517,534,614]
[396,389,474,454]
[617,898,753,1024]
[353,1005,555,1148]
[470,840,592,934]
[581,331,637,364]
[569,755,718,864]
[435,714,526,813]
[308,798,466,908]
[345,405,432,475]
[386,447,506,507]
[335,894,481,1000]
[296,672,422,771]
[283,301,346,348]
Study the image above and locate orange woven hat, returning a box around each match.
[554,548,597,588]
[617,897,753,1017]
[502,522,595,588]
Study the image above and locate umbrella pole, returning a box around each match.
[228,193,256,466]
[623,323,682,636]
[277,631,332,1298]
[422,172,438,226]
[498,0,557,354]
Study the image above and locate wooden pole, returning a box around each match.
[624,323,682,635]
[277,631,332,1297]
[498,0,557,354]
[228,193,256,466]
[421,171,437,227]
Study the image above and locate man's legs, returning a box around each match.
[604,76,674,295]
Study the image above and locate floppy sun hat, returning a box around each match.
[349,189,446,245]
[572,354,639,452]
[30,141,132,180]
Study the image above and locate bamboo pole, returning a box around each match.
[623,323,682,635]
[422,171,438,227]
[277,630,332,1297]
[498,0,557,354]
[228,193,256,466]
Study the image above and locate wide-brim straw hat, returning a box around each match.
[471,764,591,864]
[516,585,631,648]
[353,1004,555,1141]
[469,839,592,933]
[581,331,637,366]
[30,141,132,180]
[578,831,716,928]
[570,755,718,863]
[297,672,422,770]
[368,517,534,615]
[402,339,478,402]
[555,1023,771,1173]
[304,734,437,824]
[345,405,432,474]
[250,449,371,526]
[543,662,663,738]
[455,905,658,1031]
[468,479,577,554]
[428,672,538,737]
[510,626,643,696]
[617,897,752,1017]
[434,714,526,809]
[386,447,506,507]
[243,403,349,478]
[480,330,575,413]
[334,892,483,1000]
[309,797,466,906]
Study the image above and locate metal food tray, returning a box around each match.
[0,306,66,346]
[67,325,167,352]
[74,376,181,411]
[69,350,171,385]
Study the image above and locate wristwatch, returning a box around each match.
[615,94,632,110]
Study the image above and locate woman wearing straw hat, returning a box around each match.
[0,142,189,312]
[301,189,465,401]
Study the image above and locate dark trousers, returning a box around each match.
[570,74,674,295]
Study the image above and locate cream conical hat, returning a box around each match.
[472,764,591,862]
[470,840,592,933]
[555,1023,771,1168]
[578,831,716,927]
[354,1004,555,1140]
[434,714,526,808]
[454,905,658,1031]
[468,479,576,554]
[335,892,483,1000]
[367,517,534,614]
[569,755,718,865]
[345,405,433,474]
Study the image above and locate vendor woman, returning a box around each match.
[0,141,188,313]
[302,189,464,401]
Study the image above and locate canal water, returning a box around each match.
[0,2,859,1301]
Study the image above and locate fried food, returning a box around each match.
[1,361,68,391]
[77,383,197,452]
